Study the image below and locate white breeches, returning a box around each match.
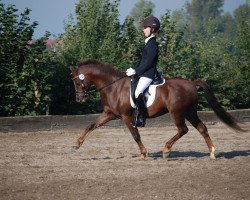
[135,77,153,98]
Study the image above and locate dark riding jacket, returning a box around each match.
[134,37,159,79]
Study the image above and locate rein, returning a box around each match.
[91,75,127,93]
[72,74,127,95]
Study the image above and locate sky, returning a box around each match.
[2,0,247,39]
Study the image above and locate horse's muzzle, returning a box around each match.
[76,94,88,103]
[76,98,87,103]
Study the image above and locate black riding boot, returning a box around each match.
[132,93,148,128]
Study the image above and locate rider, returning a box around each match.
[126,15,160,128]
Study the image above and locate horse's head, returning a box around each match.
[70,66,90,103]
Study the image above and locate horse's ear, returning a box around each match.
[70,66,76,74]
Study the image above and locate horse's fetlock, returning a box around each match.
[163,146,171,153]
[74,139,84,148]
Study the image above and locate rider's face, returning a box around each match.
[143,27,151,37]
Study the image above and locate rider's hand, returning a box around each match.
[126,68,136,76]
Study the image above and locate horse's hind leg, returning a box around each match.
[73,112,116,149]
[187,113,216,159]
[163,115,189,158]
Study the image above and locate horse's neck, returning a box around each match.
[92,73,120,89]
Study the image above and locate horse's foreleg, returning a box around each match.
[122,116,147,160]
[73,112,116,149]
[73,123,95,149]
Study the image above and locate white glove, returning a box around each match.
[126,67,136,76]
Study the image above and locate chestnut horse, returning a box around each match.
[70,59,243,159]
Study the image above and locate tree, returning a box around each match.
[229,3,250,108]
[158,0,250,110]
[185,0,224,39]
[0,2,54,116]
[2,0,248,117]
[54,0,124,114]
[158,13,198,78]
[130,0,155,29]
[118,16,140,69]
[59,0,123,64]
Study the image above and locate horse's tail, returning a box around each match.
[193,79,245,132]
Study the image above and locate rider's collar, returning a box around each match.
[145,35,155,44]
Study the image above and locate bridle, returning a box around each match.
[72,73,127,99]
[71,74,89,99]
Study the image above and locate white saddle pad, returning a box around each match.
[130,78,165,108]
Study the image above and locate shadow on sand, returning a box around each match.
[148,149,250,160]
[80,149,250,161]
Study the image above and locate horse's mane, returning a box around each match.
[77,59,101,66]
[77,59,125,77]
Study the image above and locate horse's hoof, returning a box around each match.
[71,146,80,150]
[162,151,171,159]
[139,152,148,160]
[210,153,216,159]
[162,147,171,158]
[140,155,147,160]
[209,147,218,159]
[210,150,219,159]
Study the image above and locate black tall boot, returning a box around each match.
[132,93,148,128]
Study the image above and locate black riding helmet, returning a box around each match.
[143,16,160,33]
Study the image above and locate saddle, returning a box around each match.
[130,71,165,108]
